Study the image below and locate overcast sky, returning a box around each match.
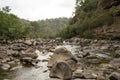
[0,0,75,21]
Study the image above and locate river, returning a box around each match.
[0,44,80,80]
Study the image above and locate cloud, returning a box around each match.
[0,0,75,21]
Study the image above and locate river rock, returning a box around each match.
[24,39,32,45]
[66,59,78,71]
[110,58,120,69]
[10,65,22,71]
[7,50,19,57]
[10,43,26,51]
[20,50,38,59]
[115,49,120,58]
[0,50,8,59]
[1,64,10,70]
[48,47,77,68]
[74,79,96,80]
[20,57,38,66]
[49,61,72,80]
[70,37,81,43]
[109,72,120,80]
[3,79,10,80]
[8,61,16,65]
[73,69,98,79]
[73,67,84,78]
[82,70,98,79]
[1,57,12,63]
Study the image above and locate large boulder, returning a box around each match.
[47,47,77,68]
[48,47,78,79]
[109,72,120,80]
[49,61,72,80]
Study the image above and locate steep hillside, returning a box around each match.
[94,0,120,39]
[59,0,120,39]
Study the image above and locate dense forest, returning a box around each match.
[30,18,69,38]
[0,6,32,39]
[59,0,120,39]
[0,6,69,39]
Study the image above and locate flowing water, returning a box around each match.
[0,44,80,80]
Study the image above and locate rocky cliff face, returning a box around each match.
[98,0,120,9]
[94,0,120,39]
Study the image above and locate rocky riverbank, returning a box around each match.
[0,38,120,80]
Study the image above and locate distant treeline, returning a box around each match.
[30,18,69,38]
[0,6,69,39]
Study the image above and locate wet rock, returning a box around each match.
[10,65,22,71]
[1,64,10,70]
[48,47,77,68]
[110,58,120,69]
[82,52,90,58]
[86,59,102,64]
[46,78,61,80]
[73,67,84,78]
[49,49,55,52]
[3,79,10,80]
[70,37,81,43]
[85,53,112,64]
[8,61,16,65]
[82,70,98,79]
[73,69,98,79]
[43,70,48,73]
[0,51,8,60]
[20,57,38,66]
[55,37,63,42]
[100,45,109,50]
[24,39,32,45]
[20,57,32,63]
[115,49,120,58]
[49,61,72,80]
[32,40,37,46]
[41,59,49,62]
[74,79,96,80]
[10,43,27,51]
[66,59,78,71]
[109,72,120,80]
[96,53,112,60]
[85,53,97,59]
[20,50,38,59]
[8,50,20,57]
[75,54,83,58]
[1,57,12,63]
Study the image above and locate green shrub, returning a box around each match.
[82,30,94,38]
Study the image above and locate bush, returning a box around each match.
[0,7,32,39]
[82,30,94,38]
